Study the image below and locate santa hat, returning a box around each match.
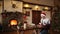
[41,13,46,17]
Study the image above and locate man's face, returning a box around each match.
[41,14,46,18]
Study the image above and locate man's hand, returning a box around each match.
[37,23,43,28]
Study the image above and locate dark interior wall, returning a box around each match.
[54,0,60,6]
[51,0,60,34]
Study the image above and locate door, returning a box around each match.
[32,10,41,25]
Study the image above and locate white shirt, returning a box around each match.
[40,18,50,25]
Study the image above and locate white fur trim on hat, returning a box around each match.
[41,14,46,17]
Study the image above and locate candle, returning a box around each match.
[24,23,26,29]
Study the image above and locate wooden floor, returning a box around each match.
[0,30,60,34]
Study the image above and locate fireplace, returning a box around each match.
[1,12,23,31]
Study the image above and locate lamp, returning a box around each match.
[44,7,49,10]
[35,5,39,9]
[24,4,30,8]
[23,4,32,9]
[43,7,50,11]
[35,5,39,10]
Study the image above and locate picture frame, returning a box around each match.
[25,11,30,16]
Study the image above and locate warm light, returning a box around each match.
[24,4,30,7]
[44,7,49,10]
[34,5,40,10]
[10,20,17,25]
[35,5,39,9]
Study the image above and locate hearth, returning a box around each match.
[1,12,23,31]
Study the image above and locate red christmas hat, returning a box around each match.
[41,13,46,16]
[41,12,46,17]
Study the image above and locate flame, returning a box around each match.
[10,20,17,25]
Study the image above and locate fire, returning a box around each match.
[10,20,17,25]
